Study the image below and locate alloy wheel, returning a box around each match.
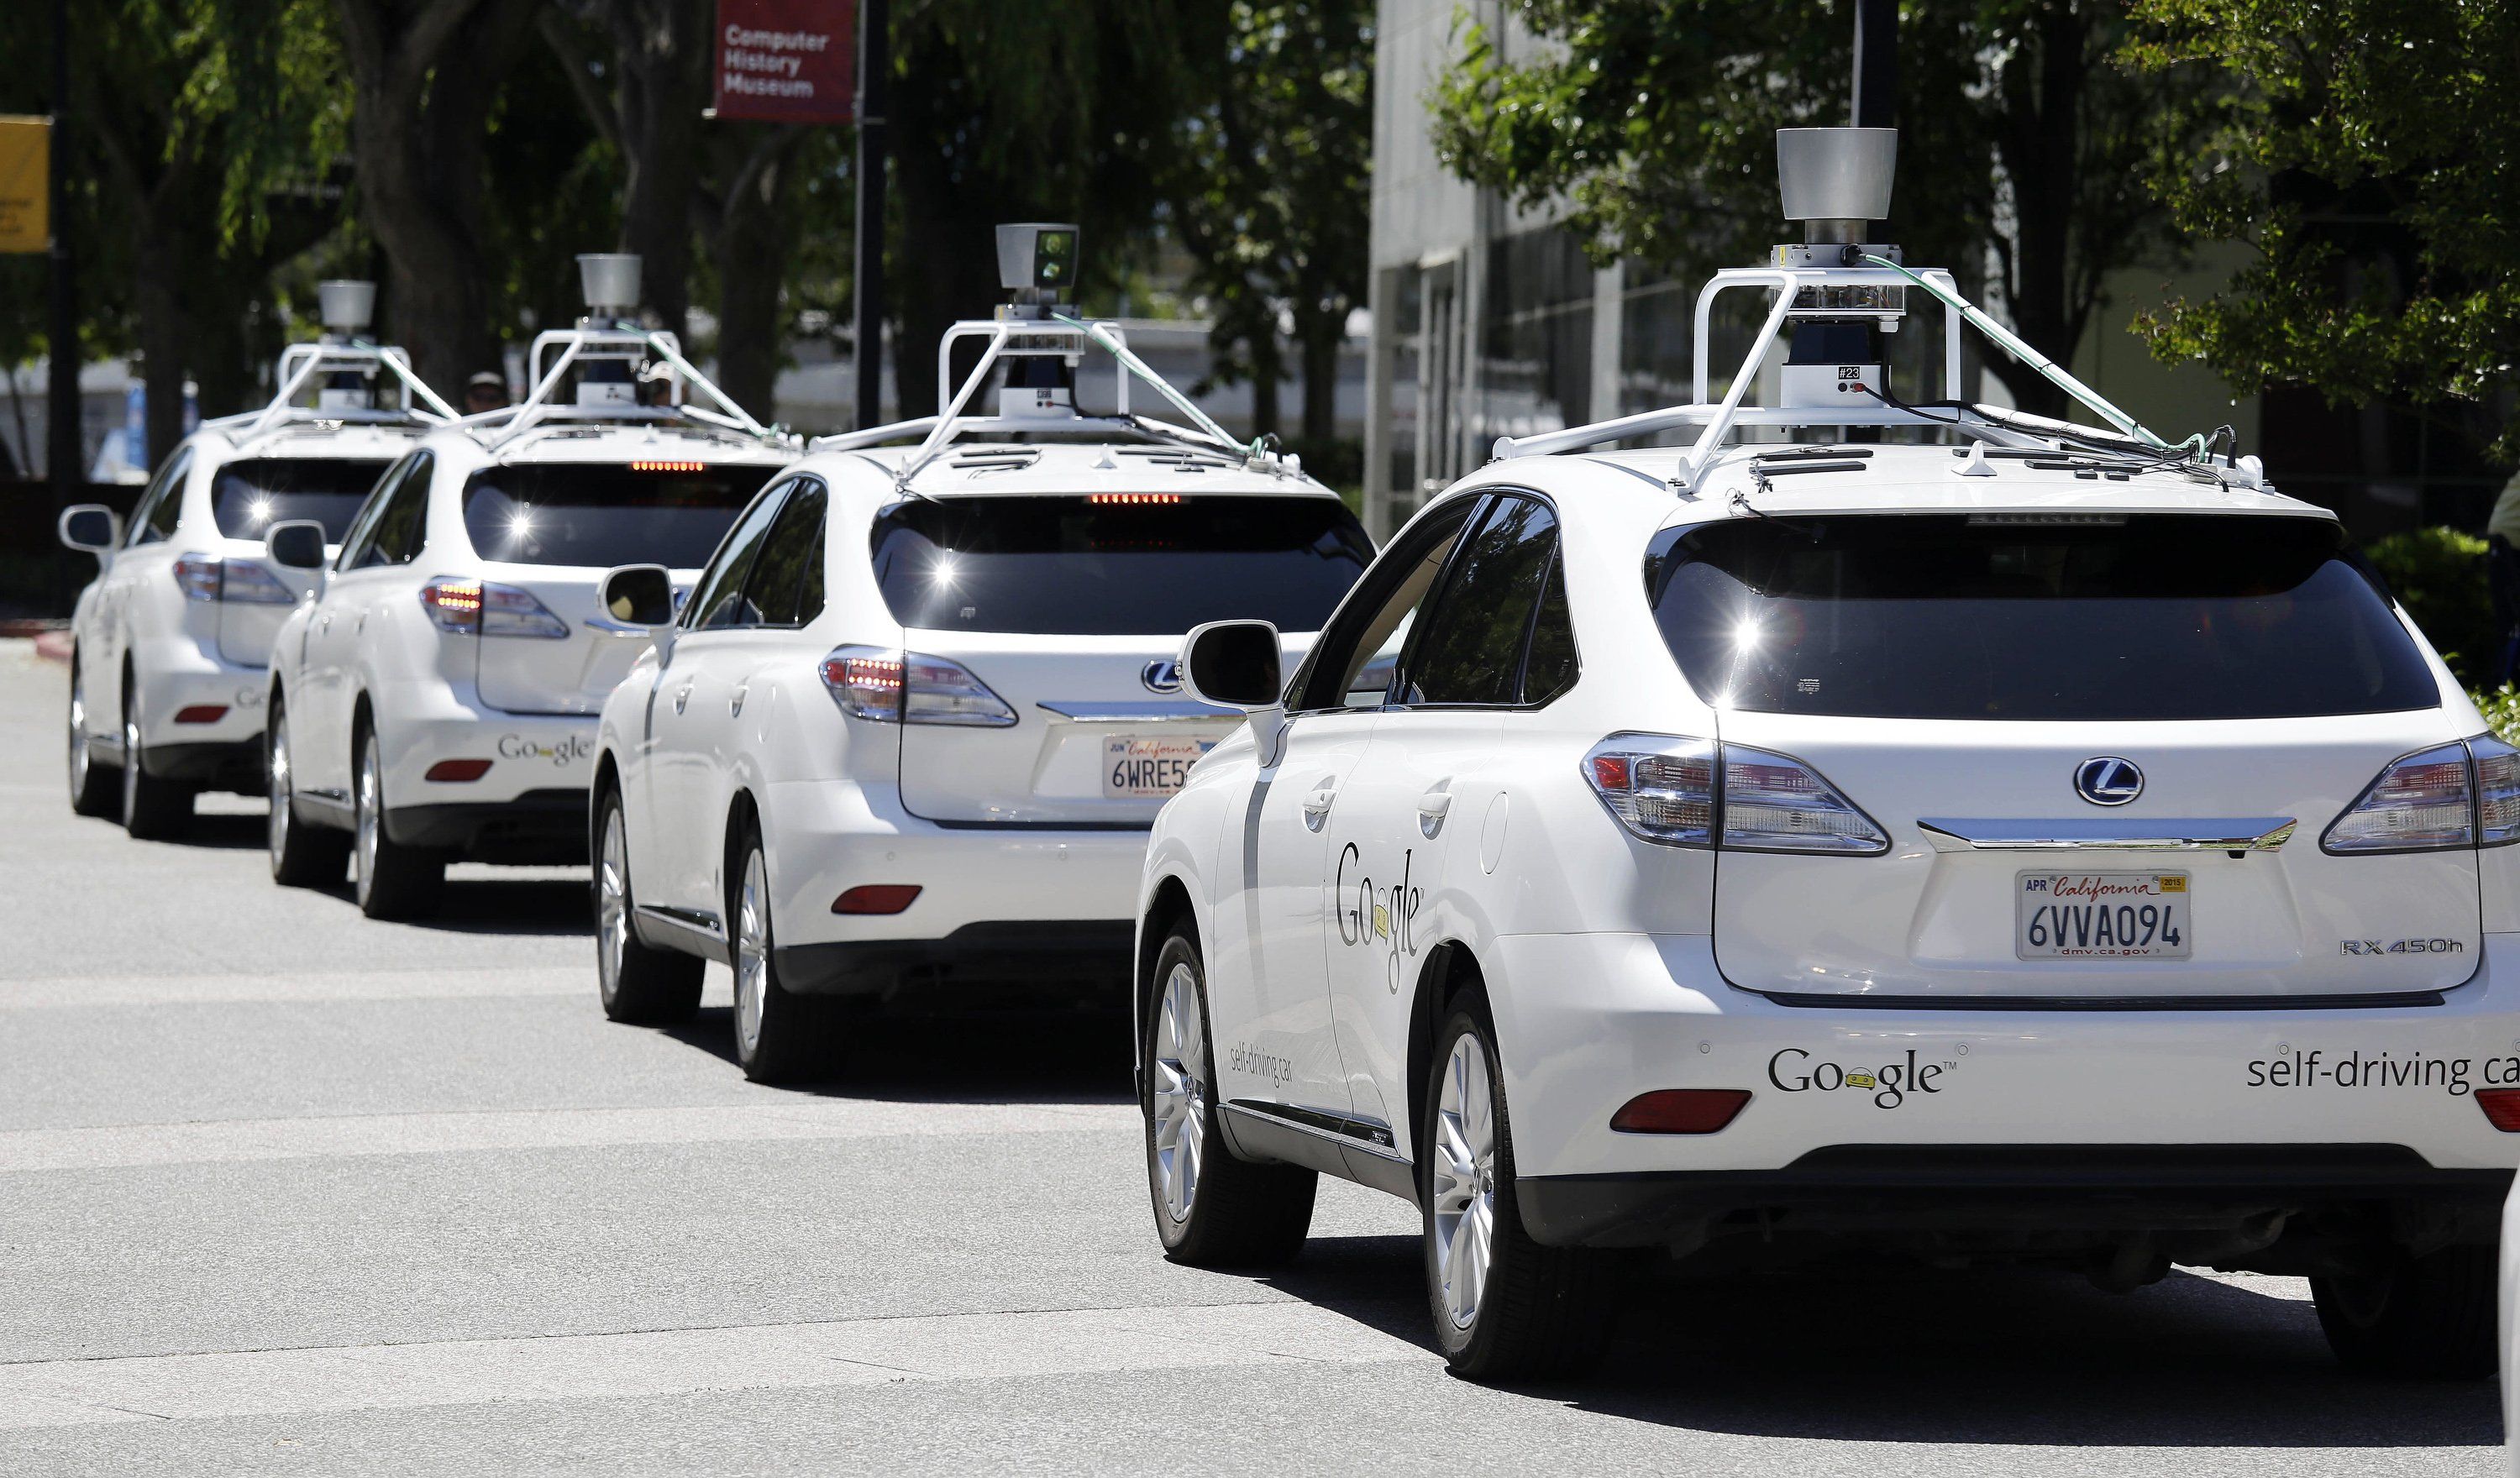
[356,738,381,893]
[1431,1032,1499,1330]
[733,848,769,1059]
[596,805,630,1009]
[1150,962,1208,1223]
[121,708,141,820]
[267,722,293,867]
[66,668,89,801]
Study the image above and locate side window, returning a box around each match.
[334,459,406,570]
[1289,495,1483,712]
[127,449,192,547]
[351,453,433,569]
[1399,495,1560,707]
[685,481,790,630]
[739,479,827,629]
[1519,548,1579,705]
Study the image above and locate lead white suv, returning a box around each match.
[1134,132,2519,1381]
[59,293,454,837]
[589,308,1370,1082]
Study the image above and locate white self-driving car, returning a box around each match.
[1134,129,2520,1381]
[58,282,456,837]
[263,255,794,918]
[591,233,1372,1082]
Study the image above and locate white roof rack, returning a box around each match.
[203,340,462,448]
[470,324,798,454]
[811,314,1296,490]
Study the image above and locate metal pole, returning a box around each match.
[1851,0,1896,129]
[850,0,888,430]
[48,0,79,603]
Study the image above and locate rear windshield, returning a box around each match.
[870,495,1373,635]
[1645,512,2438,721]
[212,458,392,542]
[462,463,774,569]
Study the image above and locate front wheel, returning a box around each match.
[1421,998,1614,1381]
[729,821,827,1082]
[120,678,194,839]
[2312,1243,2497,1379]
[267,699,348,888]
[1142,930,1315,1266]
[354,726,444,920]
[595,786,701,1024]
[66,659,115,818]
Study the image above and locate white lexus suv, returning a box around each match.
[1134,130,2520,1381]
[263,255,794,918]
[58,282,455,838]
[590,234,1371,1082]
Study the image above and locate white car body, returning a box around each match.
[1139,438,2520,1365]
[591,439,1369,1034]
[265,420,790,885]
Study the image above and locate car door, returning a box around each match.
[1210,496,1482,1128]
[644,480,792,916]
[1324,493,1572,1154]
[102,448,192,734]
[303,453,429,797]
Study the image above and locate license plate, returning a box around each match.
[2017,872,2192,959]
[1103,735,1214,799]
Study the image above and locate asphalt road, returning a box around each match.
[0,637,2500,1476]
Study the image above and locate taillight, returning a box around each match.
[818,645,1016,727]
[832,884,921,915]
[2476,1088,2520,1132]
[2323,742,2480,853]
[418,578,568,638]
[2473,735,2520,846]
[1583,732,1886,854]
[1609,1089,1751,1135]
[175,553,223,602]
[214,560,297,605]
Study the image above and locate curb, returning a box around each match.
[32,630,70,664]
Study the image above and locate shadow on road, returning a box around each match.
[660,1004,1136,1107]
[156,811,266,852]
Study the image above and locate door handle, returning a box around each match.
[674,682,693,715]
[1301,784,1336,831]
[1417,789,1453,838]
[729,685,747,718]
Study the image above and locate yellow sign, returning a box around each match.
[0,117,50,254]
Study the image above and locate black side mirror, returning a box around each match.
[601,563,675,626]
[58,505,118,554]
[1180,619,1284,710]
[265,520,328,571]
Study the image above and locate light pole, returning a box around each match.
[851,0,888,430]
[48,0,78,606]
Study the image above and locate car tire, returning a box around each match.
[729,819,825,1082]
[354,726,444,920]
[66,658,117,819]
[1421,996,1615,1381]
[120,675,194,839]
[2312,1242,2497,1379]
[594,784,701,1024]
[1142,930,1316,1266]
[267,695,349,888]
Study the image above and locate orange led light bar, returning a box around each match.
[631,460,706,473]
[1088,492,1183,505]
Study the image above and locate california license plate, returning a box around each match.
[2017,872,2192,959]
[1103,735,1214,799]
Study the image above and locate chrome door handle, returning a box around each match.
[1417,789,1453,838]
[673,683,693,715]
[729,685,747,717]
[1301,785,1336,831]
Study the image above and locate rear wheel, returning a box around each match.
[354,726,444,920]
[1422,998,1615,1381]
[2312,1243,2497,1379]
[730,822,825,1082]
[119,674,194,839]
[1142,930,1315,1266]
[66,659,115,818]
[595,786,701,1023]
[267,697,348,888]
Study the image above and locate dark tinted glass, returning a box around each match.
[1521,552,1578,703]
[129,451,190,547]
[686,485,787,630]
[869,495,1373,636]
[1645,513,2439,721]
[354,455,432,569]
[1403,497,1559,705]
[743,480,826,627]
[212,458,392,541]
[462,463,773,569]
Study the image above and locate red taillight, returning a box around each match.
[424,759,492,783]
[820,650,905,720]
[1609,1088,1751,1135]
[421,579,485,632]
[2477,1089,2520,1132]
[832,884,921,915]
[172,705,228,725]
[174,553,223,602]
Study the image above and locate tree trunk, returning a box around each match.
[1247,330,1281,439]
[711,127,806,420]
[1983,5,2088,421]
[610,0,710,334]
[134,194,191,467]
[1297,307,1341,445]
[889,123,1015,421]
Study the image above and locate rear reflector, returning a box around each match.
[424,759,493,783]
[2477,1089,2520,1132]
[172,705,228,725]
[832,884,921,915]
[1609,1088,1751,1135]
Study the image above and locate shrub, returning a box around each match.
[2474,685,2520,746]
[2365,527,2496,687]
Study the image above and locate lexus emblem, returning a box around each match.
[1141,658,1184,694]
[2073,756,2144,807]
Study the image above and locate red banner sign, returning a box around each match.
[713,0,856,124]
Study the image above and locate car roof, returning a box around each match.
[182,420,431,466]
[797,438,1348,502]
[414,420,795,471]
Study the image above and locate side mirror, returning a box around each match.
[265,519,328,571]
[58,505,118,555]
[1180,619,1284,710]
[601,563,675,626]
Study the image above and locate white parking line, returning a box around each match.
[0,1302,1425,1429]
[0,967,595,1008]
[0,1099,1134,1174]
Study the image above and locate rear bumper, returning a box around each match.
[141,736,264,793]
[386,788,589,863]
[129,638,267,757]
[377,694,599,810]
[776,920,1135,1001]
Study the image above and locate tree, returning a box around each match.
[2125,0,2520,457]
[1427,1,2217,417]
[1168,0,1373,446]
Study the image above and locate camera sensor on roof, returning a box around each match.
[996,223,1079,296]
